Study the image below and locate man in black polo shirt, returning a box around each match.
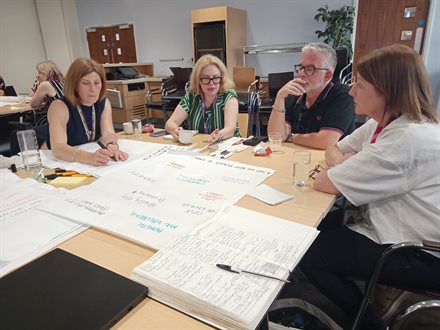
[267,43,355,150]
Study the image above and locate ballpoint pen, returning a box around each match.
[232,135,254,146]
[216,264,290,283]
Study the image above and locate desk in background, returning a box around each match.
[17,134,335,329]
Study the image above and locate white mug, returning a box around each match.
[123,122,133,134]
[179,130,197,144]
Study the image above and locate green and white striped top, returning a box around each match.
[179,89,240,135]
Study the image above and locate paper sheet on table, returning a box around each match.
[208,137,250,153]
[248,184,294,205]
[40,139,195,178]
[0,170,87,277]
[37,153,274,250]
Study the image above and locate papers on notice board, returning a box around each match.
[132,204,319,330]
[0,169,87,277]
[248,184,294,205]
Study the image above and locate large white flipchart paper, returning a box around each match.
[0,170,87,277]
[37,153,274,250]
[40,139,196,178]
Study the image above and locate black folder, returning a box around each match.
[0,248,148,330]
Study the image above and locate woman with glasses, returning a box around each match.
[165,54,239,144]
[298,44,440,329]
[267,42,355,150]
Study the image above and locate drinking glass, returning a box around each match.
[292,151,311,188]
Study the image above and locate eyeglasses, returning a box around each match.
[294,65,328,76]
[200,76,222,85]
[309,164,324,180]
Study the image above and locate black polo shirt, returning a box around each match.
[284,82,355,139]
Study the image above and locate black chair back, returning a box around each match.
[5,85,17,96]
[267,72,294,101]
[169,67,192,91]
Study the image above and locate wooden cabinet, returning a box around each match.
[104,63,156,124]
[191,6,246,74]
[103,62,154,78]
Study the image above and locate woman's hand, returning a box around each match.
[107,143,129,162]
[206,128,223,145]
[170,127,183,141]
[89,148,115,166]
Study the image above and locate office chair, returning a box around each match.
[352,240,440,329]
[332,48,350,84]
[5,85,17,96]
[256,71,294,136]
[339,62,353,85]
[233,66,257,93]
[145,78,178,127]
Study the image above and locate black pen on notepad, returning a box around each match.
[97,140,116,161]
[216,264,290,283]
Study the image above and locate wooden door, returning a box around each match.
[354,0,430,69]
[86,24,137,64]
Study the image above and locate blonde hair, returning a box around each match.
[358,44,438,123]
[63,58,107,107]
[188,54,234,95]
[36,60,64,82]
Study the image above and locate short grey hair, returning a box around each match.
[302,43,337,71]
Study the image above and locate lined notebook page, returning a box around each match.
[132,204,319,329]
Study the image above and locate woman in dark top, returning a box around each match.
[47,58,128,166]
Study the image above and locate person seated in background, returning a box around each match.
[47,58,128,166]
[165,54,239,144]
[267,42,355,150]
[295,44,440,329]
[0,75,5,96]
[30,60,64,110]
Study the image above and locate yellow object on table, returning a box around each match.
[49,176,88,188]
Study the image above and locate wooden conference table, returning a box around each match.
[0,102,34,116]
[48,133,335,329]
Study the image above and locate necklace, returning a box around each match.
[76,104,96,142]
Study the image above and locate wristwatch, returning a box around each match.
[287,132,295,142]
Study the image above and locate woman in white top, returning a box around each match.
[298,44,440,329]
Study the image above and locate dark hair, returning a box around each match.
[357,44,438,123]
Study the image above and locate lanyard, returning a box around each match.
[201,95,218,133]
[77,104,96,142]
[370,124,383,144]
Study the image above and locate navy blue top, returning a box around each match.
[47,96,105,149]
[284,82,355,139]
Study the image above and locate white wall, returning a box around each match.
[0,0,46,94]
[74,0,353,76]
[1,0,439,108]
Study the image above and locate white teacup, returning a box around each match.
[123,122,133,134]
[179,130,197,144]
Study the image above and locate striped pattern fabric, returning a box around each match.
[179,89,239,135]
[46,80,64,105]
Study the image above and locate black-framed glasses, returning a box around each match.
[309,164,324,180]
[200,76,222,85]
[294,65,328,76]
